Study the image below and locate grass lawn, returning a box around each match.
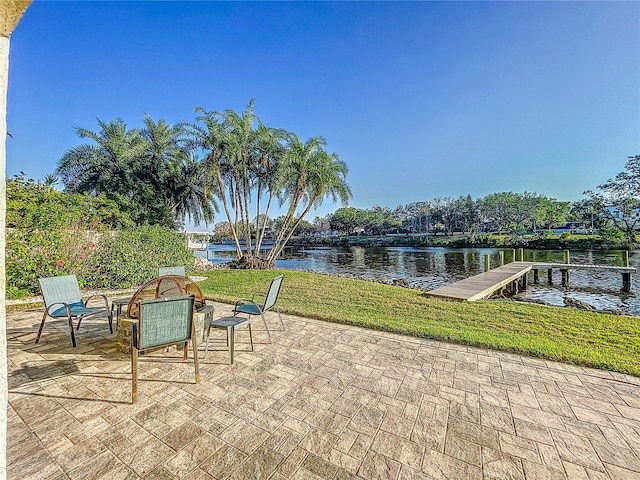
[198,269,640,377]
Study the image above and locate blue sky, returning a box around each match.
[7,1,640,225]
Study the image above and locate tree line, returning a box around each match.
[318,192,571,239]
[304,155,640,241]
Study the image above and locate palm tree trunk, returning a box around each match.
[270,198,317,259]
[217,172,242,257]
[256,191,274,253]
[267,188,304,262]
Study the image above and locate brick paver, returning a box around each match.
[6,303,640,479]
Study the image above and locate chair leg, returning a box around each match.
[193,338,200,384]
[76,315,83,331]
[204,325,211,359]
[107,311,114,334]
[68,315,77,347]
[260,312,272,343]
[35,311,47,344]
[191,323,200,383]
[248,323,254,352]
[131,346,138,403]
[276,307,285,331]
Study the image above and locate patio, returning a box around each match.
[6,302,640,479]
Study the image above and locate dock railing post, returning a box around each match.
[564,250,570,264]
[511,249,516,263]
[499,251,504,266]
[624,250,630,268]
[518,248,524,261]
[484,254,490,272]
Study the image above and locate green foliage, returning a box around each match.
[80,225,194,289]
[55,117,217,229]
[7,212,193,298]
[7,174,134,230]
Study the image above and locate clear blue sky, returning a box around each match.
[7,1,640,224]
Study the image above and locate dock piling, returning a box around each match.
[484,254,490,272]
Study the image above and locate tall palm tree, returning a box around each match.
[253,122,287,253]
[142,115,217,226]
[182,101,351,267]
[57,116,216,228]
[57,118,146,199]
[219,100,258,256]
[266,134,351,262]
[180,107,245,255]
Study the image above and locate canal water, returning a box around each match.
[204,244,640,316]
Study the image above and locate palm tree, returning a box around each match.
[182,102,351,267]
[266,134,351,262]
[56,118,146,200]
[142,115,217,226]
[180,107,245,255]
[253,122,287,253]
[57,116,216,228]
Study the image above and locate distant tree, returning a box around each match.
[294,219,315,236]
[570,197,605,232]
[456,195,481,239]
[312,215,331,234]
[538,198,570,231]
[588,155,640,240]
[329,207,360,234]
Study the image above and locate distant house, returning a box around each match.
[534,222,589,235]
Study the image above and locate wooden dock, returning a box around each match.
[426,261,533,301]
[426,260,637,301]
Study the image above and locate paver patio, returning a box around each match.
[6,302,640,479]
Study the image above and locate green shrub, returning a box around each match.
[6,225,194,298]
[82,225,194,289]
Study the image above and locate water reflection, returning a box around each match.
[205,244,640,315]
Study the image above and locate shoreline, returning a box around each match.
[284,233,639,251]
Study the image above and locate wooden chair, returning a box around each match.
[233,275,285,343]
[131,294,199,403]
[37,275,112,347]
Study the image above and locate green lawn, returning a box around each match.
[198,269,640,377]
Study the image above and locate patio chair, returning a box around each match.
[131,294,199,403]
[36,275,113,348]
[158,266,186,277]
[233,275,285,343]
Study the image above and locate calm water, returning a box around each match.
[204,244,640,315]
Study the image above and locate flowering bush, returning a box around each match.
[6,175,194,298]
[6,225,194,298]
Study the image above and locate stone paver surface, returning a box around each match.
[6,302,640,479]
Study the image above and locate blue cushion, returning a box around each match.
[50,301,105,318]
[235,303,262,316]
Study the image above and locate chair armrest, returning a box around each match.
[234,298,263,313]
[45,301,71,318]
[234,298,253,309]
[84,293,110,309]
